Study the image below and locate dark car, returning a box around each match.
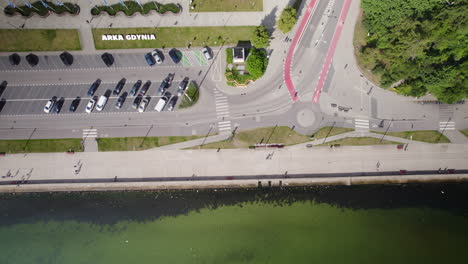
[139,80,151,96]
[157,74,173,96]
[60,51,73,66]
[53,97,65,114]
[145,53,156,66]
[130,80,142,96]
[132,94,143,109]
[115,92,128,109]
[69,97,81,112]
[8,53,20,66]
[87,79,101,96]
[101,52,114,67]
[166,96,178,111]
[177,77,189,96]
[113,78,126,95]
[0,81,7,97]
[169,48,182,64]
[26,53,39,67]
[0,98,6,113]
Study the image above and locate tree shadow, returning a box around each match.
[260,6,278,32]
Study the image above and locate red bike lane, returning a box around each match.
[312,0,352,103]
[284,0,319,102]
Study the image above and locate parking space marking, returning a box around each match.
[193,51,208,66]
[181,52,193,67]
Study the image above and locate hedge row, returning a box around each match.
[90,1,180,16]
[4,1,79,16]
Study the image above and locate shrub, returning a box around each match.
[278,6,297,33]
[246,48,268,79]
[90,1,180,16]
[251,25,270,48]
[4,1,79,16]
[226,48,233,64]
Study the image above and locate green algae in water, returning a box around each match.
[1,201,468,264]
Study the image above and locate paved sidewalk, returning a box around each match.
[443,130,468,144]
[156,133,231,150]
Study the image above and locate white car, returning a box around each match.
[151,50,162,64]
[43,98,56,113]
[154,96,168,112]
[85,99,95,114]
[95,95,108,112]
[202,47,212,60]
[138,98,149,113]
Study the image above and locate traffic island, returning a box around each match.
[179,81,199,109]
[4,1,80,17]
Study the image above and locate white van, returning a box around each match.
[95,95,108,111]
[154,96,168,112]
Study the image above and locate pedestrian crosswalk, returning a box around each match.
[82,128,97,138]
[439,121,455,131]
[214,89,231,134]
[354,118,369,132]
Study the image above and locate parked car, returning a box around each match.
[132,94,143,109]
[113,78,126,95]
[60,51,73,66]
[202,47,213,60]
[152,49,163,64]
[139,80,151,96]
[177,77,189,96]
[154,96,168,112]
[52,98,64,114]
[95,95,108,111]
[43,97,57,113]
[115,92,127,109]
[26,53,39,67]
[166,96,178,111]
[101,52,114,67]
[87,79,101,96]
[129,80,142,96]
[69,97,81,112]
[85,98,96,113]
[169,48,182,63]
[138,97,150,113]
[157,74,173,96]
[8,53,20,66]
[145,52,156,66]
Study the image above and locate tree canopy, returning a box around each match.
[251,26,270,48]
[358,0,467,103]
[246,48,268,79]
[278,6,297,33]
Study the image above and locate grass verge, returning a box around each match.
[460,129,468,138]
[317,137,401,147]
[194,126,310,149]
[0,138,83,153]
[93,26,256,49]
[371,130,450,143]
[179,82,199,109]
[0,29,81,52]
[311,126,354,140]
[190,0,262,12]
[96,135,203,151]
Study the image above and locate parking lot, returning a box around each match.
[0,78,190,116]
[0,50,210,72]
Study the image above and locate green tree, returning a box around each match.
[251,26,270,48]
[246,48,268,79]
[358,0,467,103]
[278,6,297,33]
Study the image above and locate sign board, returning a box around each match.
[102,34,156,41]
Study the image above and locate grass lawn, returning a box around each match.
[190,0,262,12]
[0,29,81,52]
[353,11,382,86]
[317,137,401,147]
[460,129,468,138]
[93,26,256,50]
[194,126,310,149]
[0,138,83,153]
[371,130,450,143]
[96,136,203,151]
[179,82,199,109]
[312,126,354,140]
